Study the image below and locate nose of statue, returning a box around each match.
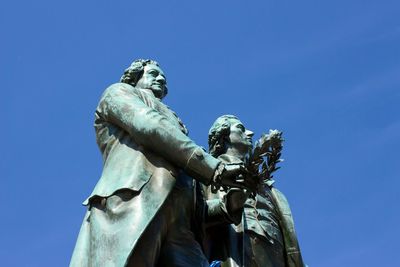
[156,75,166,84]
[246,130,254,137]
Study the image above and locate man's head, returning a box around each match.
[120,59,168,99]
[208,115,254,158]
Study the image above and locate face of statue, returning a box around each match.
[136,64,167,99]
[228,118,254,150]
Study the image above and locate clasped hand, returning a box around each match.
[220,164,258,193]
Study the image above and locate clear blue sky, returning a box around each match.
[1,1,399,266]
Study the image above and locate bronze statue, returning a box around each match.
[70,60,249,267]
[203,115,305,267]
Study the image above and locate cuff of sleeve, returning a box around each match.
[184,147,220,185]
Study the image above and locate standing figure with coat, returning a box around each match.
[70,60,248,267]
[203,115,305,267]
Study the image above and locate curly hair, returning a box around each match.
[120,59,168,97]
[208,115,239,157]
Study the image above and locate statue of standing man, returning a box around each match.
[204,115,305,267]
[70,60,249,267]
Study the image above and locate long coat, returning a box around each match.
[203,154,305,267]
[70,83,220,267]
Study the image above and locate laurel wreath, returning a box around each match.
[246,129,284,184]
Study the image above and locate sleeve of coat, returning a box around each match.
[97,83,220,185]
[271,188,305,267]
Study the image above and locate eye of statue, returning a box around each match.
[148,70,158,76]
[237,125,245,131]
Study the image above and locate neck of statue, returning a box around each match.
[225,146,247,162]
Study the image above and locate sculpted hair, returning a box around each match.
[120,59,158,85]
[208,115,239,157]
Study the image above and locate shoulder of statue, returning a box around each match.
[271,187,289,205]
[105,82,139,94]
[100,83,147,103]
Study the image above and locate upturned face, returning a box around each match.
[228,118,254,149]
[135,64,167,99]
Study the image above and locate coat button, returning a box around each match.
[195,149,204,159]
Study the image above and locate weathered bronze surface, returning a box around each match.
[70,60,248,267]
[70,60,305,267]
[203,115,305,267]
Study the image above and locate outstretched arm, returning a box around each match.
[97,83,219,184]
